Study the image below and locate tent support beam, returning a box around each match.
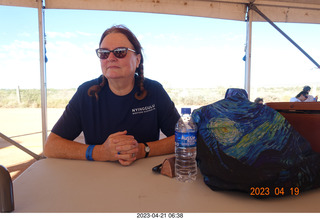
[244,5,253,99]
[250,3,320,69]
[38,0,48,148]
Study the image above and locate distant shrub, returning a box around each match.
[0,89,76,108]
[0,85,316,108]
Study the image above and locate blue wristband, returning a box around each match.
[86,145,95,161]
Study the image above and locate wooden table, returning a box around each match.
[12,156,320,213]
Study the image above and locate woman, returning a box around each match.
[303,85,318,102]
[254,97,263,104]
[289,91,308,102]
[44,25,180,166]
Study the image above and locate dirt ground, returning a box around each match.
[0,108,66,181]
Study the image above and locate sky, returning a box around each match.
[0,5,320,91]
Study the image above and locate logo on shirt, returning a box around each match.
[132,104,156,115]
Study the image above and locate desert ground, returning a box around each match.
[0,108,80,181]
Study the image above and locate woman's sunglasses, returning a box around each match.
[96,47,136,59]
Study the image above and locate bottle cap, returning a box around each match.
[181,108,191,114]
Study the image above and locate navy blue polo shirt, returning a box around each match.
[52,76,180,145]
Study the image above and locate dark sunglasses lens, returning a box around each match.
[96,48,128,59]
[97,50,110,59]
[113,48,127,58]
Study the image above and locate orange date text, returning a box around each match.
[250,187,299,196]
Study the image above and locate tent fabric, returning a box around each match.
[192,88,320,197]
[0,0,37,8]
[1,0,320,24]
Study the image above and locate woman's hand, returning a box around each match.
[99,130,139,165]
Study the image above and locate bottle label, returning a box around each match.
[175,131,197,147]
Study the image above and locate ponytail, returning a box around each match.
[134,60,147,100]
[87,75,107,100]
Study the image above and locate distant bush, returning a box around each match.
[167,87,227,106]
[0,89,76,108]
[0,85,314,108]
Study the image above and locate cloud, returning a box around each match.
[143,43,244,88]
[18,32,32,38]
[46,31,78,39]
[1,25,318,90]
[0,40,40,88]
[1,40,38,51]
[46,31,100,40]
[76,31,100,37]
[44,39,100,89]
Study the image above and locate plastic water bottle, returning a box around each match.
[175,107,197,182]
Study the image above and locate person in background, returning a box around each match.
[254,97,264,104]
[44,25,180,166]
[290,91,309,102]
[303,85,318,102]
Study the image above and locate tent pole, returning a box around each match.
[244,6,253,99]
[38,0,48,149]
[250,4,320,69]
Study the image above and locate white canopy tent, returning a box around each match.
[1,0,320,149]
[2,0,320,23]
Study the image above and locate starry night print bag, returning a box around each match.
[191,88,320,197]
